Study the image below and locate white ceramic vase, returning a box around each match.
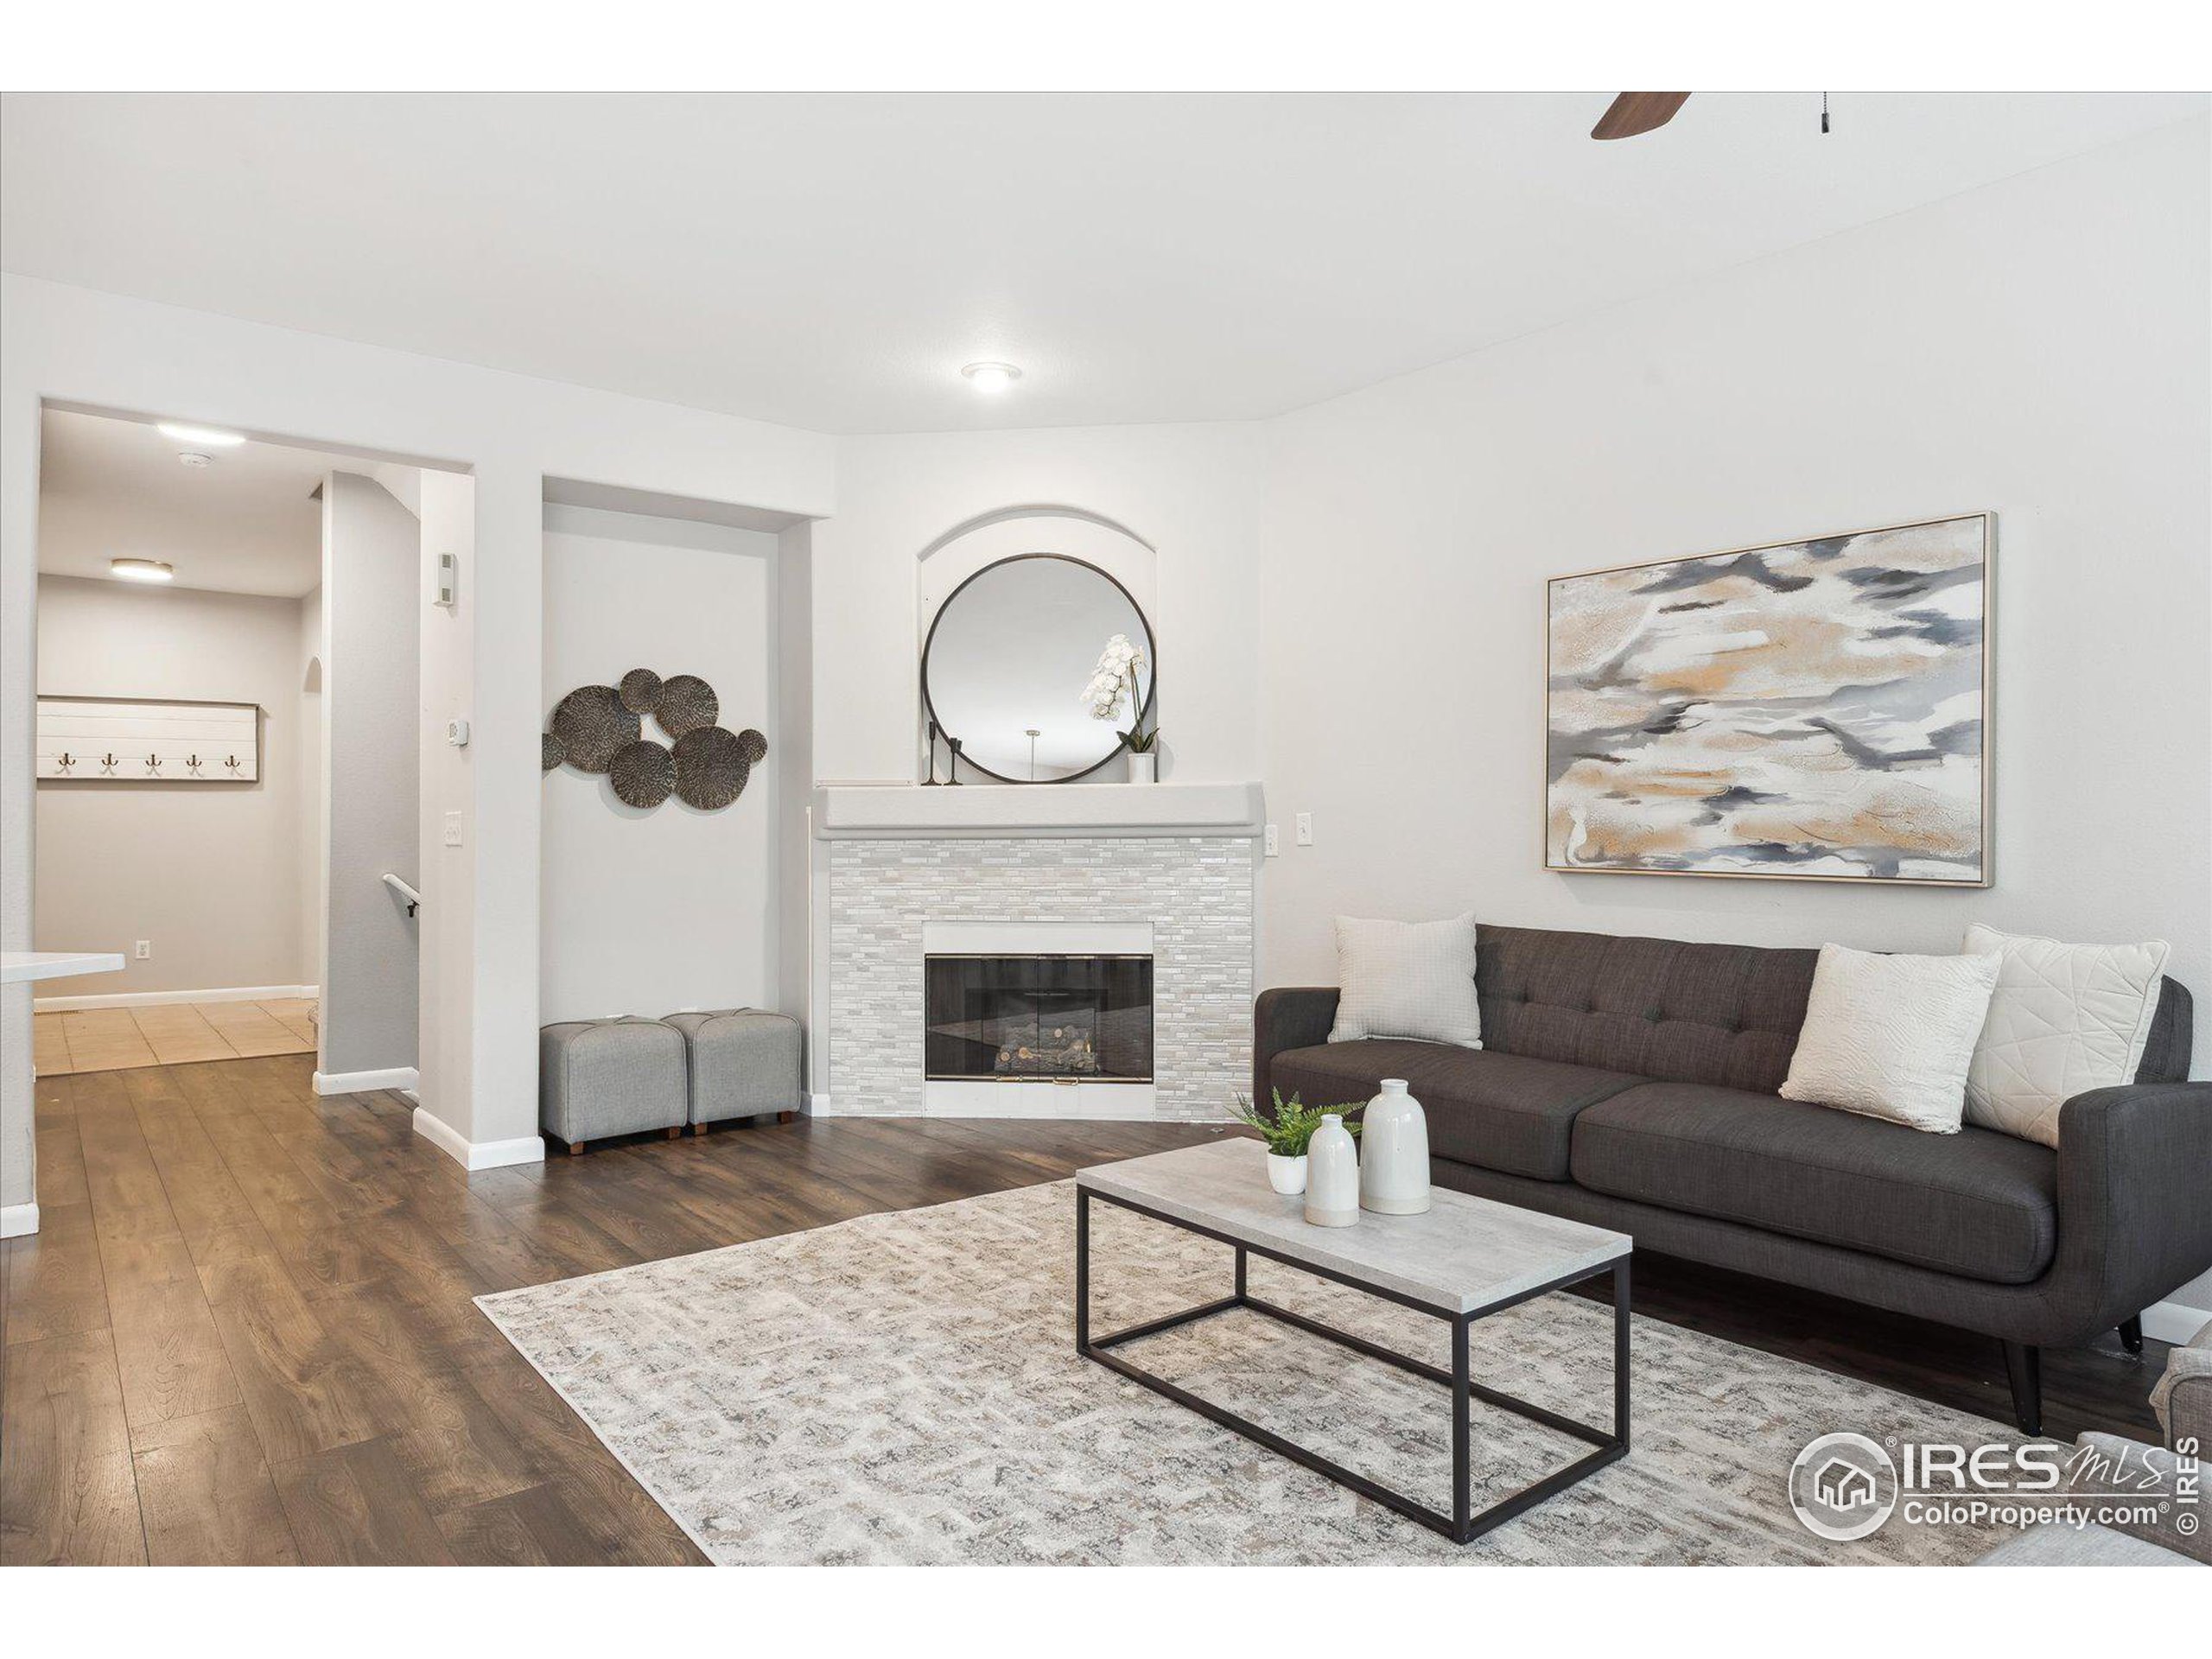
[1359,1078,1432,1215]
[1266,1152,1307,1196]
[1127,749,1157,784]
[1304,1114,1360,1228]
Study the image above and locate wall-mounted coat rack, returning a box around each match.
[36,696,260,782]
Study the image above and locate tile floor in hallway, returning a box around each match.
[32,1001,317,1076]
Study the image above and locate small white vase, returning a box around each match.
[1359,1078,1432,1215]
[1266,1152,1307,1196]
[1126,749,1157,784]
[1304,1114,1360,1228]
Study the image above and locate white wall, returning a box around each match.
[1257,120,2211,1306]
[321,472,420,1077]
[540,504,781,1023]
[416,472,474,1151]
[1,274,836,1205]
[296,585,324,989]
[33,575,311,996]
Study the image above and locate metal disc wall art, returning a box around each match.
[550,685,640,773]
[544,671,760,815]
[619,668,663,715]
[608,738,677,808]
[653,674,719,738]
[672,726,754,809]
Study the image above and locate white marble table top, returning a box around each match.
[1077,1137,1631,1315]
[1,950,125,986]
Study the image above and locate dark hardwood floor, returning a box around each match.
[0,1054,2170,1565]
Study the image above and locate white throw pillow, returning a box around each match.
[1778,944,2000,1133]
[1962,924,2171,1148]
[1329,913,1483,1048]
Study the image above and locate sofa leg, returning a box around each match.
[2118,1316,2144,1355]
[665,1125,683,1141]
[691,1122,710,1137]
[568,1140,586,1157]
[2001,1341,2043,1436]
[779,1110,797,1124]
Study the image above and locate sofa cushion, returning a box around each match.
[1268,1039,1641,1181]
[1570,1082,2058,1283]
[1476,924,1817,1093]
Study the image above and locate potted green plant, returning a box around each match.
[1230,1089,1362,1196]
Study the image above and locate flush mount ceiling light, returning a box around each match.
[156,422,247,448]
[960,362,1022,393]
[111,557,175,583]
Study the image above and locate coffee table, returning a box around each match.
[1075,1137,1631,1545]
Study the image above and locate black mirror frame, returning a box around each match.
[919,551,1157,785]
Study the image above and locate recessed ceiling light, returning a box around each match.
[961,362,1022,392]
[111,558,175,583]
[156,422,247,448]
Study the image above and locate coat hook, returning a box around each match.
[188,753,200,767]
[145,753,162,771]
[58,751,73,767]
[103,752,117,768]
[225,754,241,770]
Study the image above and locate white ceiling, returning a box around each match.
[37,409,331,597]
[3,92,2203,435]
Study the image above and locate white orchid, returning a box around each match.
[1082,632,1157,753]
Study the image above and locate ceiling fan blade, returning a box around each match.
[1591,92,1691,141]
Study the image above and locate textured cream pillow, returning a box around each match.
[1778,944,2000,1133]
[1962,924,2171,1147]
[1328,913,1483,1048]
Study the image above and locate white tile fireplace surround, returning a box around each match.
[815,784,1262,1121]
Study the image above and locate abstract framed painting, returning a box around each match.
[1545,512,1992,886]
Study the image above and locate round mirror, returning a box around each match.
[922,554,1154,783]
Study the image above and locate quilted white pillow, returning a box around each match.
[1962,924,2171,1148]
[1329,913,1483,1048]
[1779,944,2000,1133]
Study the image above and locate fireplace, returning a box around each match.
[924,954,1154,1083]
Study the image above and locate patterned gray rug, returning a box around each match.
[476,1180,2013,1565]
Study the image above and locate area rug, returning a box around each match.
[475,1180,2017,1565]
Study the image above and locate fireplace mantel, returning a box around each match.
[812,782,1264,841]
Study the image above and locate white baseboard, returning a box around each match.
[315,1065,418,1096]
[1,1202,39,1240]
[35,982,317,1012]
[2143,1299,2211,1344]
[411,1104,544,1172]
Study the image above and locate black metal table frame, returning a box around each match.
[1075,1185,1630,1546]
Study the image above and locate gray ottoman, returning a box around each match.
[538,1017,689,1154]
[662,1008,802,1132]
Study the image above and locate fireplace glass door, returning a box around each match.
[924,955,1154,1082]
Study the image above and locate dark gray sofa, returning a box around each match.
[1254,923,2210,1433]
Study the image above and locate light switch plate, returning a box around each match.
[442,810,463,848]
[1263,823,1280,857]
[1295,812,1313,846]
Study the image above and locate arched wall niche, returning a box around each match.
[913,505,1158,781]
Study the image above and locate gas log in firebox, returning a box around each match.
[923,953,1154,1083]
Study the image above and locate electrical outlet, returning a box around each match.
[442,810,463,848]
[134,939,151,960]
[1295,812,1313,847]
[1263,823,1280,857]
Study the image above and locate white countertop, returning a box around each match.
[1,950,126,986]
[814,781,1264,839]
